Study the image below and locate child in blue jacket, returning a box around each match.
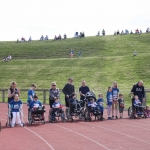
[106,87,113,120]
[9,94,23,127]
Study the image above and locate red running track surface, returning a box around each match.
[0,103,150,150]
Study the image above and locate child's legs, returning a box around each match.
[107,105,112,117]
[12,112,17,125]
[112,102,115,116]
[16,112,21,124]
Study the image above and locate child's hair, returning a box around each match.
[71,92,76,97]
[34,95,38,99]
[98,93,103,98]
[119,93,123,97]
[113,81,118,88]
[107,87,111,92]
[54,97,58,101]
[146,105,149,109]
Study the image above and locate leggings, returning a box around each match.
[12,112,21,125]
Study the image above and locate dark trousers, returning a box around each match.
[49,98,54,108]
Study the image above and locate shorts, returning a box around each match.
[119,106,124,113]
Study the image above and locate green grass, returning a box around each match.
[0,34,150,106]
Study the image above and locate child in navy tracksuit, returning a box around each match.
[9,94,23,127]
[52,97,65,121]
[106,87,113,120]
[87,98,98,114]
[133,95,142,114]
[97,93,105,119]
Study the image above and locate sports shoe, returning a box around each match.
[112,116,114,118]
[116,116,118,119]
[11,125,14,128]
[19,123,24,127]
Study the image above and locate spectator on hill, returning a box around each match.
[134,50,137,56]
[21,37,26,42]
[45,35,48,40]
[28,36,32,42]
[146,28,149,33]
[79,32,85,38]
[97,31,100,36]
[2,56,7,61]
[58,34,61,40]
[78,51,82,57]
[125,29,129,34]
[117,30,120,35]
[139,30,142,34]
[7,55,12,61]
[74,32,79,38]
[70,49,74,58]
[130,30,133,34]
[114,31,117,35]
[135,29,139,34]
[17,38,20,43]
[64,33,67,39]
[121,30,124,35]
[102,29,105,36]
[40,35,44,41]
[54,35,57,40]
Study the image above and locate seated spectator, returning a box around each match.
[40,35,44,41]
[134,50,137,56]
[130,30,133,34]
[54,35,57,40]
[74,32,79,38]
[7,55,12,61]
[121,30,124,35]
[70,49,74,58]
[97,31,100,36]
[102,29,105,36]
[21,37,26,42]
[114,31,117,35]
[125,29,129,34]
[45,35,48,40]
[17,38,19,43]
[135,29,139,34]
[79,32,85,38]
[117,30,120,35]
[146,28,149,33]
[28,36,32,42]
[64,34,67,39]
[2,57,6,61]
[58,34,61,40]
[139,30,142,34]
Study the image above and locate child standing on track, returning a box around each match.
[106,87,113,120]
[97,93,105,119]
[9,94,24,127]
[112,81,119,119]
[118,94,124,119]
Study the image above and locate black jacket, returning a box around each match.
[131,83,145,98]
[62,83,75,97]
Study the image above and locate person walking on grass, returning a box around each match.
[106,87,113,120]
[62,78,75,117]
[112,81,119,119]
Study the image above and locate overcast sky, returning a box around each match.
[0,0,150,41]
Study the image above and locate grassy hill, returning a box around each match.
[0,34,150,105]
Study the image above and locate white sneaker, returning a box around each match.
[11,125,14,128]
[19,123,24,127]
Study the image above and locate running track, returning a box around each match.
[0,103,150,150]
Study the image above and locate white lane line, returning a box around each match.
[24,127,55,150]
[112,121,150,131]
[0,117,55,150]
[53,124,110,150]
[81,122,150,145]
